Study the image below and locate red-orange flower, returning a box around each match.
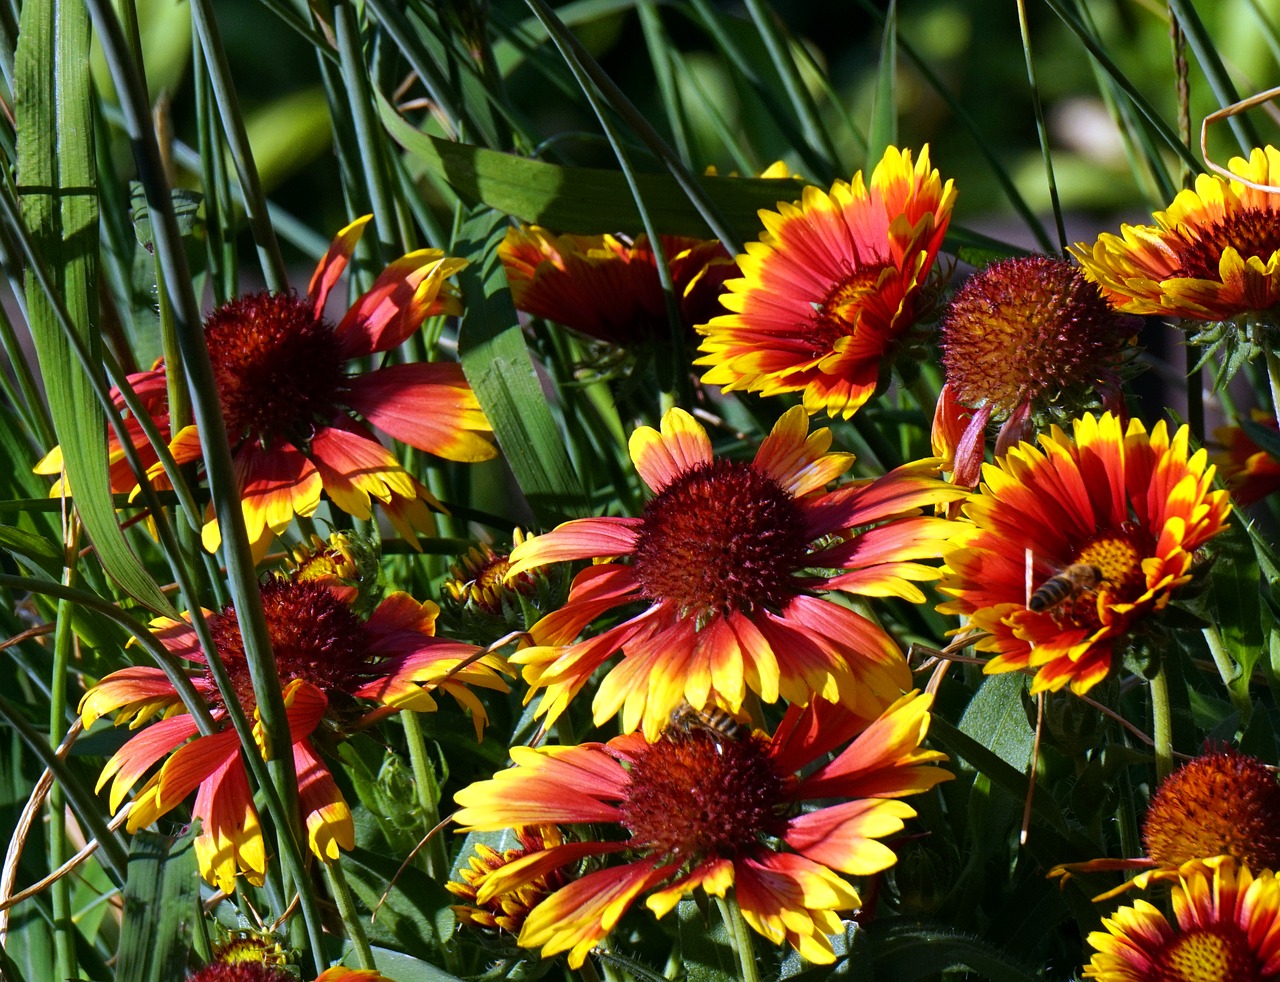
[49,216,496,562]
[453,691,951,968]
[937,413,1232,695]
[499,226,736,347]
[81,570,509,892]
[1084,861,1280,981]
[1214,410,1280,505]
[695,145,955,418]
[505,405,963,738]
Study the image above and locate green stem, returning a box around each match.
[578,957,603,982]
[715,894,761,982]
[49,532,79,982]
[401,710,448,879]
[1150,661,1174,783]
[1015,0,1066,254]
[325,859,376,970]
[1266,348,1280,436]
[1203,624,1252,720]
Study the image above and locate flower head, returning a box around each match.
[506,405,964,738]
[1071,147,1280,327]
[80,573,509,893]
[499,226,736,347]
[156,216,496,560]
[1084,861,1280,981]
[938,256,1138,472]
[453,691,951,968]
[937,412,1231,695]
[1214,410,1280,506]
[695,145,955,418]
[447,826,576,935]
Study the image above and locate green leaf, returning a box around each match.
[866,918,1044,982]
[381,94,800,239]
[866,0,898,171]
[115,830,200,982]
[455,207,587,522]
[958,672,1034,774]
[14,0,169,613]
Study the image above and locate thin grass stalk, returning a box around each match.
[1165,0,1258,154]
[524,0,741,256]
[715,894,761,982]
[1038,0,1200,174]
[637,1,691,165]
[187,0,288,291]
[1014,0,1066,254]
[523,0,688,402]
[0,689,129,879]
[194,34,237,306]
[855,0,1053,253]
[0,299,54,449]
[401,710,448,878]
[333,0,409,256]
[666,45,758,174]
[325,859,376,969]
[48,527,80,981]
[364,0,466,140]
[83,0,329,965]
[739,0,838,176]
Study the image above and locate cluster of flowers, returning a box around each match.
[61,140,1280,976]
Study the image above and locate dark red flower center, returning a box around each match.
[1155,923,1262,982]
[207,579,370,711]
[803,262,894,357]
[1172,206,1280,282]
[203,292,347,449]
[619,731,787,861]
[630,458,810,620]
[1144,750,1280,870]
[187,964,295,982]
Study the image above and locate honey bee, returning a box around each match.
[1027,562,1103,613]
[666,701,748,744]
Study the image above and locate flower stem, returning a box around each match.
[1150,661,1174,783]
[1203,625,1252,720]
[402,709,448,879]
[715,894,761,982]
[325,858,376,970]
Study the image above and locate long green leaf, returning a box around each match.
[116,830,199,982]
[13,0,168,612]
[866,0,898,171]
[455,207,586,522]
[381,95,800,239]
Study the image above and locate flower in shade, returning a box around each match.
[34,365,171,496]
[937,412,1232,695]
[695,145,955,418]
[1051,748,1280,901]
[453,691,951,968]
[498,226,736,347]
[80,549,509,893]
[158,215,494,560]
[1071,146,1280,326]
[505,405,964,738]
[936,255,1139,481]
[1083,860,1280,981]
[1214,410,1280,506]
[188,964,393,982]
[447,825,576,936]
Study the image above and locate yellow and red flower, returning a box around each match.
[1071,146,1280,323]
[695,145,955,418]
[453,691,950,968]
[1083,860,1280,981]
[81,566,509,893]
[499,226,736,347]
[1214,410,1280,506]
[505,405,963,738]
[447,825,575,935]
[937,412,1232,695]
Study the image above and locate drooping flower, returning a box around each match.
[1050,748,1280,901]
[453,691,951,968]
[447,825,576,936]
[1214,410,1280,506]
[505,405,964,738]
[52,216,497,561]
[499,226,736,347]
[695,145,955,418]
[1083,861,1280,981]
[937,412,1232,695]
[1071,146,1280,325]
[937,255,1139,479]
[81,551,509,893]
